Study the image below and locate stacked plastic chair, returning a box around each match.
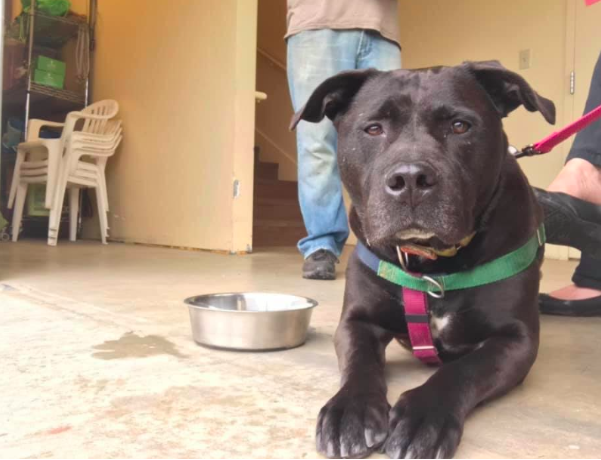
[8,100,121,245]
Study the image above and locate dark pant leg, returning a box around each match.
[573,257,601,289]
[566,50,601,288]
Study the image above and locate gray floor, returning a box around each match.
[0,241,600,458]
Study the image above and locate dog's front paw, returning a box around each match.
[317,387,390,459]
[384,386,463,459]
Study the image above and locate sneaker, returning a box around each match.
[302,249,338,280]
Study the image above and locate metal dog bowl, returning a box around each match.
[185,292,318,351]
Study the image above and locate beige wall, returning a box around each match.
[256,0,569,190]
[255,0,297,181]
[255,51,297,181]
[255,0,572,252]
[257,0,287,63]
[398,0,569,190]
[398,0,570,259]
[86,0,257,252]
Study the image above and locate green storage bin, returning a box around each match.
[34,69,65,89]
[22,0,71,17]
[36,55,66,76]
[27,184,49,217]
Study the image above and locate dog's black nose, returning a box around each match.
[385,163,438,204]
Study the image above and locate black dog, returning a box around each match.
[291,61,583,459]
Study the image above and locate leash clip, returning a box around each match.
[397,246,445,298]
[510,144,541,159]
[423,275,445,299]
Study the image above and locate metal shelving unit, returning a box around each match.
[4,81,86,106]
[0,0,96,238]
[30,81,86,103]
[21,1,93,135]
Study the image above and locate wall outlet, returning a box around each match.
[519,49,531,70]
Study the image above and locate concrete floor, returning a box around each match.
[0,240,600,458]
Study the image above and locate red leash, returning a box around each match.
[515,104,601,158]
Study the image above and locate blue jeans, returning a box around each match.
[287,30,401,258]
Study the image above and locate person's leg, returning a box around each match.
[287,30,361,269]
[356,31,402,72]
[544,50,601,309]
[548,159,601,205]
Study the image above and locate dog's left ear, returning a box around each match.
[290,68,380,130]
[464,60,556,124]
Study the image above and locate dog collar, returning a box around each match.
[356,224,545,365]
[357,225,545,295]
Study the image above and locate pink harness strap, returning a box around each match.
[402,287,442,365]
[532,104,601,154]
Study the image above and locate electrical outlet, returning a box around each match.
[519,49,531,70]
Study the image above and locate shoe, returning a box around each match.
[539,293,601,316]
[302,249,338,280]
[534,188,601,259]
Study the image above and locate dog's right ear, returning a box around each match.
[289,69,379,130]
[464,60,556,124]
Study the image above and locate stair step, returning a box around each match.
[252,174,302,247]
[254,196,297,205]
[253,224,306,247]
[255,161,279,181]
[254,219,305,228]
[254,179,298,200]
[254,201,303,221]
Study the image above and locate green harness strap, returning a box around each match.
[376,225,546,296]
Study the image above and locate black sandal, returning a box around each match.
[539,293,601,317]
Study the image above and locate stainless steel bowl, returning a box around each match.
[185,292,318,351]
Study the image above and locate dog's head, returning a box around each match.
[291,61,555,253]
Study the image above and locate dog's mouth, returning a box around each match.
[394,228,475,260]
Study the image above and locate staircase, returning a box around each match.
[253,152,306,247]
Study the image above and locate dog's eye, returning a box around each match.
[365,124,384,136]
[451,120,470,134]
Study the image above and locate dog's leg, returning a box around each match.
[317,317,393,458]
[384,324,538,459]
[316,257,400,459]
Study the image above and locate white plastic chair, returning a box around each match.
[9,119,67,211]
[47,121,123,246]
[8,100,119,242]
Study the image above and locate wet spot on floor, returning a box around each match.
[92,332,187,360]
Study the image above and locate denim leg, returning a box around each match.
[357,31,402,71]
[287,30,361,258]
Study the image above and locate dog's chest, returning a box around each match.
[430,314,451,339]
[428,311,482,355]
[396,307,476,356]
